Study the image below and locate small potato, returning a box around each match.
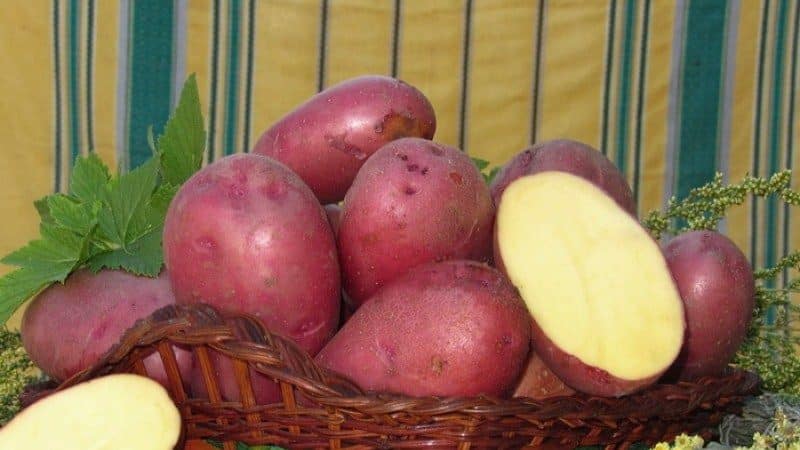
[20,269,193,387]
[490,139,636,215]
[337,137,495,307]
[163,153,341,355]
[252,75,437,204]
[662,230,755,381]
[315,260,531,398]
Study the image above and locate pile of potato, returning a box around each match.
[20,75,756,401]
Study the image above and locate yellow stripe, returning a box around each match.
[0,2,56,326]
[397,0,465,148]
[538,1,609,148]
[186,0,212,163]
[92,0,118,169]
[727,1,762,255]
[249,0,319,145]
[326,0,393,86]
[638,0,674,216]
[466,0,536,167]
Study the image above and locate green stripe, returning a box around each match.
[223,0,242,156]
[68,0,81,163]
[53,0,63,192]
[242,0,255,153]
[127,0,175,169]
[751,0,771,264]
[784,0,799,285]
[614,0,637,175]
[675,0,728,202]
[632,0,651,209]
[207,0,220,162]
[765,0,790,276]
[600,0,618,155]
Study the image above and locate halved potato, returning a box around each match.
[496,171,685,397]
[0,374,181,450]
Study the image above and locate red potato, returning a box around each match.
[337,137,495,307]
[512,352,575,399]
[315,260,531,398]
[324,203,342,236]
[662,230,756,381]
[20,269,192,388]
[495,172,685,397]
[163,153,340,355]
[252,75,437,204]
[490,139,636,215]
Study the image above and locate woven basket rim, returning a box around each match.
[32,303,761,449]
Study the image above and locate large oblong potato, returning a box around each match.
[252,75,437,204]
[337,137,495,308]
[496,171,685,397]
[163,153,341,355]
[315,260,531,398]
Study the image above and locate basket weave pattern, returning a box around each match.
[45,304,759,450]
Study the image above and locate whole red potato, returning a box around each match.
[662,230,756,380]
[252,75,437,204]
[163,153,341,355]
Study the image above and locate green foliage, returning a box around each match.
[0,327,38,425]
[0,75,206,325]
[470,157,501,185]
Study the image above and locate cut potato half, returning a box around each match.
[0,374,181,450]
[496,171,685,397]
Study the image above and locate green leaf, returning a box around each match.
[2,225,84,271]
[97,157,160,246]
[70,153,111,203]
[46,194,99,236]
[85,226,163,277]
[158,74,206,186]
[0,268,61,325]
[33,197,53,225]
[471,157,490,171]
[150,183,179,218]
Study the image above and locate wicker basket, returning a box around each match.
[30,304,760,450]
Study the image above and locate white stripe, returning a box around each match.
[662,0,687,230]
[717,0,741,235]
[115,0,131,173]
[172,0,188,107]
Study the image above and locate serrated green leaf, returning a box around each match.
[0,267,70,324]
[150,183,179,217]
[2,224,84,271]
[158,74,206,186]
[485,166,501,185]
[46,194,99,236]
[70,153,111,203]
[85,226,163,276]
[33,197,53,224]
[97,157,160,246]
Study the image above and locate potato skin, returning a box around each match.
[252,75,436,204]
[337,137,495,307]
[512,351,575,399]
[490,139,636,215]
[662,230,755,381]
[20,269,192,386]
[163,153,340,355]
[530,320,662,397]
[315,260,531,398]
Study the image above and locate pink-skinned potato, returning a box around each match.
[252,75,437,204]
[20,269,193,388]
[490,139,636,215]
[315,260,531,398]
[512,351,575,399]
[337,137,495,307]
[495,172,685,397]
[662,230,755,381]
[163,153,341,355]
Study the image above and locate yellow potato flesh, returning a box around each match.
[0,374,181,450]
[497,172,684,381]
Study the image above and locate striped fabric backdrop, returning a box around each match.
[0,0,797,326]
